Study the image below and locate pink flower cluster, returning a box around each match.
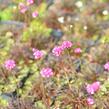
[32,48,43,59]
[4,59,16,70]
[18,3,28,14]
[52,46,63,57]
[104,62,109,71]
[86,81,100,95]
[27,0,34,5]
[32,11,39,18]
[40,67,53,78]
[87,97,94,105]
[52,41,73,57]
[86,81,100,105]
[18,0,38,17]
[74,48,82,54]
[61,41,73,49]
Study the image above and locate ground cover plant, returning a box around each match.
[1,0,109,109]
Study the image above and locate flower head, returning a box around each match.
[40,67,53,78]
[18,3,27,13]
[27,0,34,5]
[32,48,43,59]
[74,48,82,54]
[52,46,63,57]
[4,59,16,70]
[32,11,39,18]
[86,81,100,94]
[86,84,95,94]
[61,41,73,49]
[87,97,94,105]
[104,62,109,71]
[91,81,100,91]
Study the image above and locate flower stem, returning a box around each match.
[41,76,50,109]
[64,71,72,91]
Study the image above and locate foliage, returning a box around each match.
[22,19,52,42]
[0,7,13,21]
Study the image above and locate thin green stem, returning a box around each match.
[64,71,72,91]
[41,76,50,109]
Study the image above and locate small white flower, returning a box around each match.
[84,26,87,30]
[58,17,64,23]
[75,1,83,8]
[102,10,108,15]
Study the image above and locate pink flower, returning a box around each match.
[61,41,73,49]
[104,62,109,71]
[91,81,100,91]
[4,59,16,70]
[87,97,94,105]
[74,48,82,54]
[40,68,53,78]
[27,0,34,5]
[32,48,43,59]
[86,84,95,94]
[32,11,39,18]
[52,46,63,57]
[86,81,100,94]
[18,3,27,13]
